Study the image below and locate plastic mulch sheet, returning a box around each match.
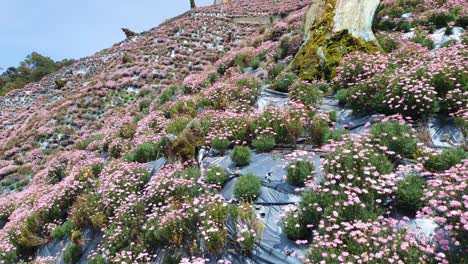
[35,228,103,264]
[321,96,381,134]
[256,87,289,110]
[146,158,167,176]
[200,151,322,263]
[427,115,465,148]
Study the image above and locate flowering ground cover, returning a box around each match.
[0,0,467,263]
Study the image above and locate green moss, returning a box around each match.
[292,0,379,81]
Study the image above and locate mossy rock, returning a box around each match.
[292,0,380,81]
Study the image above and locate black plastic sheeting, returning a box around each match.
[427,115,465,148]
[199,151,321,263]
[256,87,289,110]
[320,96,384,134]
[146,158,167,176]
[35,228,103,264]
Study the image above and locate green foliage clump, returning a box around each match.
[376,34,400,53]
[283,211,307,240]
[63,244,83,264]
[248,58,261,69]
[159,86,178,105]
[396,175,427,215]
[88,256,107,264]
[119,123,137,139]
[424,148,467,172]
[268,64,286,79]
[287,160,314,186]
[309,116,330,146]
[370,120,418,160]
[170,136,196,162]
[271,72,297,93]
[412,32,435,50]
[206,166,226,186]
[210,137,231,155]
[166,118,191,135]
[70,194,107,229]
[77,134,103,150]
[234,173,261,201]
[326,128,349,142]
[429,12,456,27]
[230,146,252,166]
[289,81,322,107]
[252,136,275,153]
[125,142,164,163]
[138,99,151,112]
[50,221,73,239]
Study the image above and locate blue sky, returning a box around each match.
[0,0,213,70]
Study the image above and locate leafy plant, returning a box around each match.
[424,148,467,172]
[370,120,418,160]
[210,137,231,155]
[166,118,191,135]
[396,175,427,215]
[287,160,314,186]
[230,146,252,166]
[234,173,261,201]
[125,142,164,163]
[252,136,275,153]
[50,221,73,239]
[271,72,297,93]
[283,210,307,240]
[206,166,226,186]
[63,244,82,264]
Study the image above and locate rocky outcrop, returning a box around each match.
[292,0,380,81]
[121,28,136,39]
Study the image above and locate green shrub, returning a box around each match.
[159,86,178,105]
[230,146,252,166]
[370,120,418,160]
[248,58,261,69]
[424,148,467,172]
[289,82,322,107]
[268,64,286,79]
[396,175,427,215]
[309,116,330,146]
[138,99,151,111]
[166,118,191,135]
[125,142,163,163]
[206,166,226,186]
[412,35,435,50]
[326,128,349,142]
[271,72,297,93]
[252,136,275,153]
[429,12,456,27]
[119,123,137,139]
[211,137,231,155]
[376,34,400,53]
[328,111,337,122]
[283,211,307,240]
[398,22,412,32]
[89,256,107,264]
[455,15,468,27]
[287,160,314,186]
[234,173,261,201]
[63,244,82,264]
[50,221,73,239]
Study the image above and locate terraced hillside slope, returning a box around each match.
[0,0,467,263]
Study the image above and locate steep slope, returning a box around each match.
[0,0,467,263]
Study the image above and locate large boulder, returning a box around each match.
[293,0,380,81]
